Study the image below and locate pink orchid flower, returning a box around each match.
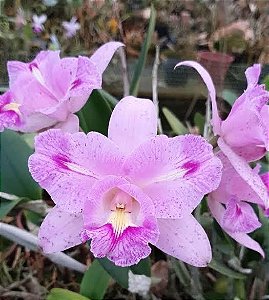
[176,62,268,162]
[32,14,47,33]
[175,61,269,210]
[207,151,265,256]
[62,17,81,38]
[3,42,123,133]
[260,172,269,216]
[28,96,222,267]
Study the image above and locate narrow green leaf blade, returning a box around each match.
[208,258,246,279]
[77,90,112,135]
[130,257,151,277]
[129,4,156,96]
[97,258,129,289]
[162,107,188,135]
[80,260,110,300]
[47,288,89,300]
[0,130,41,199]
[0,198,21,219]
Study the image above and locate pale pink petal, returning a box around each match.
[89,41,124,75]
[39,206,83,253]
[222,197,261,233]
[155,216,212,267]
[218,138,268,209]
[67,56,102,112]
[123,134,222,218]
[7,61,28,85]
[208,197,264,257]
[245,64,261,88]
[28,130,124,212]
[108,96,158,155]
[175,61,221,134]
[211,151,265,206]
[54,114,79,133]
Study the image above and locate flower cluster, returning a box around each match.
[1,40,268,267]
[176,61,268,256]
[0,42,123,133]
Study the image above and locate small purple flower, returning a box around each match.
[32,14,47,33]
[2,42,123,133]
[62,17,81,38]
[29,96,222,267]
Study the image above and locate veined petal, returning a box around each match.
[175,61,221,134]
[89,41,124,75]
[54,114,79,133]
[155,216,212,267]
[83,176,159,266]
[29,129,124,212]
[208,197,264,257]
[245,64,261,88]
[123,134,222,218]
[108,96,158,155]
[218,138,268,209]
[39,206,83,253]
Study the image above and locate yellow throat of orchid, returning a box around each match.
[108,203,132,237]
[3,102,21,115]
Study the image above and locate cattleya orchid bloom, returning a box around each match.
[176,62,268,162]
[62,17,81,38]
[175,61,269,253]
[29,96,222,267]
[32,14,47,33]
[1,42,123,133]
[207,151,265,256]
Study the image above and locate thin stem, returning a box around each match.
[118,47,130,97]
[152,45,163,134]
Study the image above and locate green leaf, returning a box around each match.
[194,112,205,135]
[0,196,21,219]
[47,288,89,300]
[262,74,269,91]
[98,258,129,289]
[77,90,112,135]
[98,89,118,108]
[221,89,238,106]
[130,257,151,277]
[97,257,151,289]
[162,107,188,135]
[0,130,41,199]
[208,258,246,279]
[129,4,156,96]
[80,260,110,300]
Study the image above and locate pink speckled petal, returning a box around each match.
[108,96,158,155]
[7,60,28,85]
[39,206,83,253]
[222,197,261,233]
[155,215,212,267]
[208,197,264,257]
[123,134,222,218]
[175,61,221,134]
[89,41,124,75]
[218,138,268,209]
[28,130,124,212]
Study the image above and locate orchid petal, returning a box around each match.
[89,41,124,75]
[39,206,83,253]
[29,130,124,212]
[155,215,212,267]
[208,197,264,257]
[108,96,158,155]
[218,138,268,209]
[123,134,222,218]
[245,64,261,88]
[54,114,79,133]
[175,61,221,134]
